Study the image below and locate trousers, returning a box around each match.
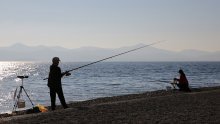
[49,86,68,110]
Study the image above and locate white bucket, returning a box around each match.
[17,99,25,108]
[166,86,172,91]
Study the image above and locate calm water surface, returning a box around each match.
[0,62,219,113]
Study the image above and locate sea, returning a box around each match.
[0,61,220,113]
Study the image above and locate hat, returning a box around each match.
[52,57,60,63]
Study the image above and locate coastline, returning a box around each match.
[1,86,220,124]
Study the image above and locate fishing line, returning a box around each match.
[43,40,165,80]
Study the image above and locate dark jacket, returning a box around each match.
[48,65,63,88]
[177,74,188,85]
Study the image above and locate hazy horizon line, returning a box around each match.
[0,42,219,53]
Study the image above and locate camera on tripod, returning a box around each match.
[17,76,29,79]
[13,75,34,112]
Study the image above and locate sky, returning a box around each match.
[0,0,219,52]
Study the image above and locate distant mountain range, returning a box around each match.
[0,43,219,61]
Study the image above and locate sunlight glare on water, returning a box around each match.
[0,61,219,114]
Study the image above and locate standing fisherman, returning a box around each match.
[48,57,71,110]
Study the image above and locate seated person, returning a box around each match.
[173,69,191,92]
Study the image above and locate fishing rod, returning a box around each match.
[43,40,164,80]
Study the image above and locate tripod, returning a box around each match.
[13,76,34,112]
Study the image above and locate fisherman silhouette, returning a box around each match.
[48,57,71,110]
[173,69,191,92]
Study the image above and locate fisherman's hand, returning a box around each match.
[65,71,71,76]
[62,71,71,77]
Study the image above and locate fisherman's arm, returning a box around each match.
[61,71,71,77]
[173,78,180,81]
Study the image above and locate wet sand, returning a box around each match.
[1,86,220,124]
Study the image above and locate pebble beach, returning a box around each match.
[1,86,220,124]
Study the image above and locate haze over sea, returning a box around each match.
[0,61,219,113]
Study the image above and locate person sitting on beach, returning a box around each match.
[48,57,71,110]
[173,69,191,92]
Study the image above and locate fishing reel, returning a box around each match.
[64,71,71,76]
[66,72,71,76]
